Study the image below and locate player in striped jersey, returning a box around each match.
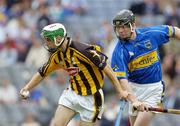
[111,9,180,126]
[20,23,145,126]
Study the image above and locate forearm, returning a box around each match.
[174,27,180,40]
[119,79,138,103]
[126,93,138,103]
[104,65,124,94]
[104,65,139,102]
[23,72,43,91]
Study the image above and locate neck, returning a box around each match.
[61,37,70,52]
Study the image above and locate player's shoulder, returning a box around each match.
[70,40,102,53]
[137,25,168,34]
[112,41,123,55]
[70,41,90,50]
[113,40,121,49]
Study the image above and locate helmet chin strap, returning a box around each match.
[129,23,134,33]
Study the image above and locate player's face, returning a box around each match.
[115,25,132,39]
[43,36,65,51]
[43,38,56,49]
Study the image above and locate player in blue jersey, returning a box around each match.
[111,9,180,126]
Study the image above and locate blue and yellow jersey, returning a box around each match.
[38,38,108,95]
[111,25,175,84]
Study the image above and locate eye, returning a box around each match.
[45,38,51,42]
[116,25,125,29]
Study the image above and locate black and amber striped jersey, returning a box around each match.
[38,38,108,96]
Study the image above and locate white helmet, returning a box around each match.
[41,23,67,52]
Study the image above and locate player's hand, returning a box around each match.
[19,88,30,100]
[132,101,149,112]
[118,90,129,99]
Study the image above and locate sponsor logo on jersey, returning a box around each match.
[128,50,158,72]
[65,67,80,76]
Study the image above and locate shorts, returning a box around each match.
[58,87,104,122]
[129,81,165,116]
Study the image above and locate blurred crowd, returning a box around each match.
[0,0,180,126]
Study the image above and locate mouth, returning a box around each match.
[119,34,126,38]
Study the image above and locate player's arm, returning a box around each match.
[118,77,148,111]
[20,72,43,99]
[103,64,139,103]
[105,65,137,103]
[118,79,137,103]
[20,53,62,99]
[174,26,180,40]
[85,47,129,99]
[20,62,61,99]
[103,64,129,98]
[111,48,148,111]
[23,72,43,91]
[103,65,147,111]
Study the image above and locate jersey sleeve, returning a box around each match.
[151,25,175,46]
[38,53,62,77]
[111,45,128,80]
[85,45,108,70]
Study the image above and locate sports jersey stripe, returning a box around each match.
[59,52,67,68]
[76,57,93,95]
[42,64,49,76]
[77,58,101,93]
[69,49,75,91]
[70,47,106,72]
[70,48,92,63]
[73,75,82,95]
[172,26,175,37]
[77,68,91,95]
[93,68,103,89]
[168,26,173,37]
[65,49,82,95]
[43,52,57,75]
[54,59,58,64]
[43,54,54,74]
[65,50,81,94]
[92,90,102,122]
[74,58,93,95]
[114,71,126,77]
[63,52,69,67]
[57,51,62,63]
[99,70,104,82]
[167,26,175,37]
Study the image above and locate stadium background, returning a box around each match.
[0,0,180,126]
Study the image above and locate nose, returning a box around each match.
[45,40,51,45]
[117,27,124,33]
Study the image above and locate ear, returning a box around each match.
[131,23,136,31]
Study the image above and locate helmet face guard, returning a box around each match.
[113,18,132,27]
[41,23,67,53]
